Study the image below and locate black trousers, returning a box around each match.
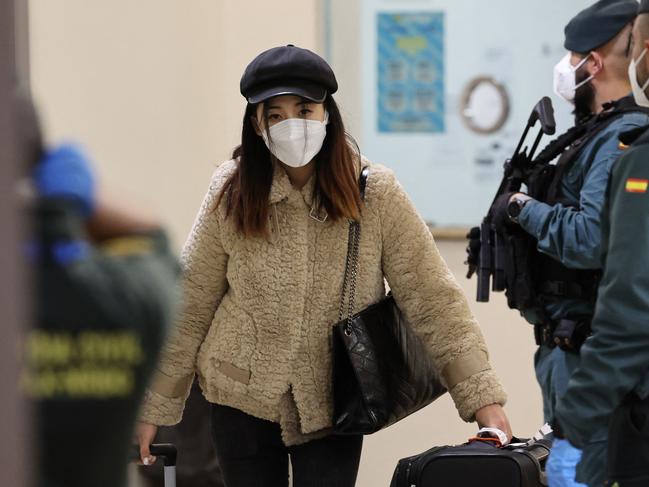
[210,404,363,487]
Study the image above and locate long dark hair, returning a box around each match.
[216,95,362,238]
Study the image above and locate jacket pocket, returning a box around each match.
[215,361,251,385]
[196,298,255,390]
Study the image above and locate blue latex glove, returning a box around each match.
[546,439,588,487]
[33,143,96,217]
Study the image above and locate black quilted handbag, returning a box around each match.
[331,167,446,435]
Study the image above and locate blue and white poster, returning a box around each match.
[377,12,445,133]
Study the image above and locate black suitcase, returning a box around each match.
[391,437,551,487]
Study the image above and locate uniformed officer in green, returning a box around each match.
[554,2,649,485]
[17,89,181,487]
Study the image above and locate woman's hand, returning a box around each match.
[135,421,159,465]
[474,404,512,442]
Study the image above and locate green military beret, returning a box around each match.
[565,0,638,53]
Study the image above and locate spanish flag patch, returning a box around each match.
[626,178,649,193]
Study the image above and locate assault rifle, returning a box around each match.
[470,97,556,303]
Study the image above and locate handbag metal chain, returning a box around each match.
[338,219,362,336]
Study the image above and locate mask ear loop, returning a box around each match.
[637,48,649,91]
[573,54,595,90]
[572,53,591,71]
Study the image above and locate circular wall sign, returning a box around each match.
[460,77,510,135]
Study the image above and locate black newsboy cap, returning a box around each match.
[565,0,638,53]
[640,0,649,13]
[240,45,338,104]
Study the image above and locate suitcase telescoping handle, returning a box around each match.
[131,443,177,487]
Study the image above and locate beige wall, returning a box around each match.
[29,2,542,486]
[328,0,364,145]
[29,0,321,248]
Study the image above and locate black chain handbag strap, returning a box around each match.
[338,166,370,335]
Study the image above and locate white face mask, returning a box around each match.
[261,112,329,168]
[553,53,593,104]
[629,48,649,108]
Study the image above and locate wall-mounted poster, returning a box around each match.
[377,12,445,133]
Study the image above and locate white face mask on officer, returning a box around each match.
[261,111,329,168]
[629,48,649,108]
[553,53,594,103]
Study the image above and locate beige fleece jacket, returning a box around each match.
[139,158,507,445]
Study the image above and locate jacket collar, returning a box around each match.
[268,163,318,208]
[300,174,318,208]
[267,156,364,221]
[268,163,293,204]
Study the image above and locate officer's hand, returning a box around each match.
[32,143,96,217]
[474,404,513,442]
[135,421,158,465]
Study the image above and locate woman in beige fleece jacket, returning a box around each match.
[136,45,510,487]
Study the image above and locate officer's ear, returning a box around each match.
[586,51,604,77]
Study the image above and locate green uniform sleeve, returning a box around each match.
[555,144,649,447]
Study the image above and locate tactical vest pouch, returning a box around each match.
[502,229,539,312]
[526,164,556,201]
[608,393,649,486]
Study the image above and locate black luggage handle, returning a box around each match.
[131,443,177,467]
[150,443,177,467]
[131,443,177,487]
